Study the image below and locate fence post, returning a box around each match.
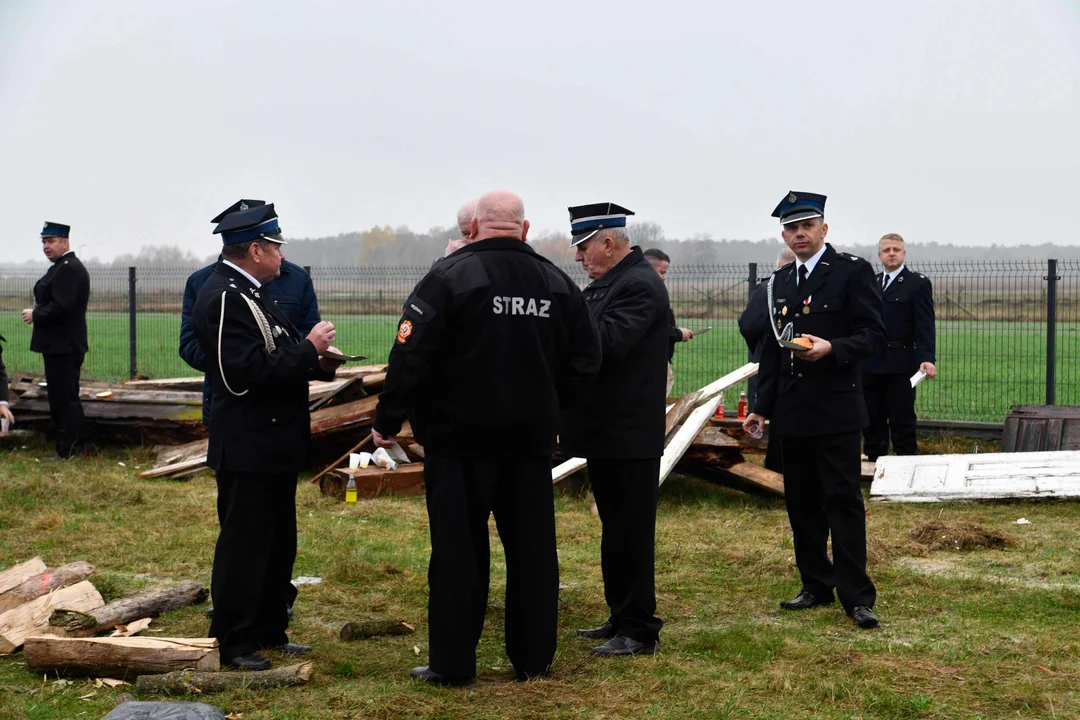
[1046,258,1058,405]
[128,267,137,379]
[748,262,758,299]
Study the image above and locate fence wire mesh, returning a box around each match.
[1,259,1076,424]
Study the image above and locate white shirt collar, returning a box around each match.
[795,243,828,280]
[884,264,905,287]
[222,259,262,289]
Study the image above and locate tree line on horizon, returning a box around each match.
[6,222,1080,268]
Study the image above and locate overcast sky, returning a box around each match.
[2,0,1078,262]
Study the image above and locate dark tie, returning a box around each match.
[798,265,808,287]
[882,274,889,291]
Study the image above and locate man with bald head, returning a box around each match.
[374,189,601,686]
[562,202,671,657]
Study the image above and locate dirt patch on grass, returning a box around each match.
[908,521,1019,552]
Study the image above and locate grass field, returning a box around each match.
[3,314,1079,423]
[1,434,1078,719]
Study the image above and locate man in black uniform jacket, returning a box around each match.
[643,248,693,397]
[863,233,937,460]
[562,202,670,657]
[372,190,601,686]
[22,222,90,458]
[743,192,885,629]
[193,202,342,670]
[738,247,795,473]
[0,333,14,432]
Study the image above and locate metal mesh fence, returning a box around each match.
[1,259,1076,424]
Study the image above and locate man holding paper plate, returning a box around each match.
[743,191,885,630]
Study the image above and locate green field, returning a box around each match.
[2,315,1077,423]
[1,435,1078,719]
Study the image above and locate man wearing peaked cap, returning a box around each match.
[561,202,670,657]
[179,199,323,627]
[22,222,90,458]
[191,201,343,671]
[743,191,886,630]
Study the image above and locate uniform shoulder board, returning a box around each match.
[843,253,860,262]
[918,273,927,280]
[774,261,794,273]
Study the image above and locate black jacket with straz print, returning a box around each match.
[374,237,601,458]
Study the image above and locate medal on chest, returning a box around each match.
[803,295,811,315]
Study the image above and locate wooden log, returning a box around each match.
[136,661,312,694]
[0,562,96,614]
[323,464,426,500]
[50,581,207,637]
[0,557,48,595]
[24,635,219,678]
[339,618,415,640]
[0,580,104,654]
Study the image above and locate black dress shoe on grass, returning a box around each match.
[780,591,834,611]
[851,605,879,629]
[409,665,475,687]
[590,635,658,657]
[270,643,311,656]
[576,621,616,640]
[225,652,271,671]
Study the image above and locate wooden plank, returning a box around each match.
[310,395,380,438]
[660,395,722,485]
[24,635,219,678]
[1001,416,1020,452]
[870,450,1080,502]
[0,558,48,596]
[694,362,758,403]
[692,427,742,449]
[0,580,105,654]
[324,463,426,499]
[551,457,587,484]
[664,391,702,440]
[710,461,784,496]
[122,377,205,391]
[13,398,204,422]
[1046,418,1065,451]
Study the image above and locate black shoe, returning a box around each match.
[851,606,879,629]
[576,621,616,640]
[225,651,271,671]
[780,591,834,611]
[270,642,311,656]
[409,665,474,687]
[590,635,658,657]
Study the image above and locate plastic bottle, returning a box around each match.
[346,476,357,505]
[713,391,725,419]
[737,392,748,419]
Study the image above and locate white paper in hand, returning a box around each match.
[910,370,928,388]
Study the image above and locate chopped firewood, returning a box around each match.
[135,661,312,694]
[339,618,415,640]
[0,581,105,654]
[0,561,96,613]
[0,557,48,596]
[24,635,219,678]
[50,581,207,637]
[110,618,152,637]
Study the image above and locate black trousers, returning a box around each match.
[781,432,876,612]
[42,352,85,457]
[863,372,918,459]
[209,470,298,662]
[588,457,664,643]
[424,454,558,679]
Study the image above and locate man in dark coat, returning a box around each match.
[372,190,601,686]
[0,333,13,432]
[862,233,937,460]
[180,199,322,426]
[192,201,342,671]
[738,247,795,473]
[22,222,90,458]
[562,202,670,657]
[743,191,885,630]
[643,248,693,397]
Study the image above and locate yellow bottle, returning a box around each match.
[345,476,357,506]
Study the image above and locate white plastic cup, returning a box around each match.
[1,417,9,435]
[349,453,361,469]
[359,452,372,469]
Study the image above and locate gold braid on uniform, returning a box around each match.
[217,291,277,397]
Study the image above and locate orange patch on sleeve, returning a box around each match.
[397,319,413,343]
